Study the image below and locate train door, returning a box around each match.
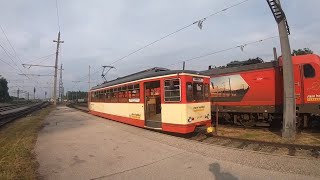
[294,64,303,105]
[144,80,162,128]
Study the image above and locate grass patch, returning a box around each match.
[237,133,260,139]
[0,106,53,179]
[217,126,320,146]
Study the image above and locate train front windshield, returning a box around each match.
[186,81,210,102]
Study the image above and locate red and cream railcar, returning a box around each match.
[88,68,211,134]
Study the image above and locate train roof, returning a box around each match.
[202,54,320,76]
[282,54,320,65]
[91,67,206,90]
[202,61,278,76]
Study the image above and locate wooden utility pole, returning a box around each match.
[267,0,296,139]
[53,32,64,106]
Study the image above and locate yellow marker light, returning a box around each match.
[206,126,215,133]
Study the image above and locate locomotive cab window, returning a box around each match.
[303,64,315,78]
[164,79,181,102]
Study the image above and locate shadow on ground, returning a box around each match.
[209,163,238,180]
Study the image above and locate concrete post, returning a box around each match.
[275,0,296,139]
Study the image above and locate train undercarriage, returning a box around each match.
[212,111,320,129]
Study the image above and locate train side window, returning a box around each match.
[204,84,210,100]
[110,88,117,103]
[96,91,99,102]
[121,86,127,91]
[101,91,105,102]
[128,84,134,90]
[131,84,140,98]
[303,64,315,78]
[193,83,204,101]
[134,84,140,89]
[118,86,127,103]
[105,92,110,102]
[186,82,193,102]
[98,91,102,102]
[164,79,181,102]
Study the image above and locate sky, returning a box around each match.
[0,0,319,99]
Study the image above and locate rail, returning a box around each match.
[67,103,89,112]
[188,129,320,159]
[0,102,49,127]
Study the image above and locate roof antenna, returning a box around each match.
[182,61,185,71]
[101,65,116,82]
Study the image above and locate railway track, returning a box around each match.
[67,103,89,112]
[187,130,320,159]
[69,104,320,159]
[0,103,29,112]
[0,102,49,127]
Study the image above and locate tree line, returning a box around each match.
[211,48,315,69]
[0,76,10,102]
[66,91,88,100]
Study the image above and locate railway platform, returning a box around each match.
[36,106,320,180]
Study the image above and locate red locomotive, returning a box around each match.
[203,54,320,128]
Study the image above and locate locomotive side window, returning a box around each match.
[164,79,181,102]
[303,64,315,78]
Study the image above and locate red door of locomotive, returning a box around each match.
[294,64,303,105]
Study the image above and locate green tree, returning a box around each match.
[66,91,88,101]
[0,76,10,102]
[292,48,313,56]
